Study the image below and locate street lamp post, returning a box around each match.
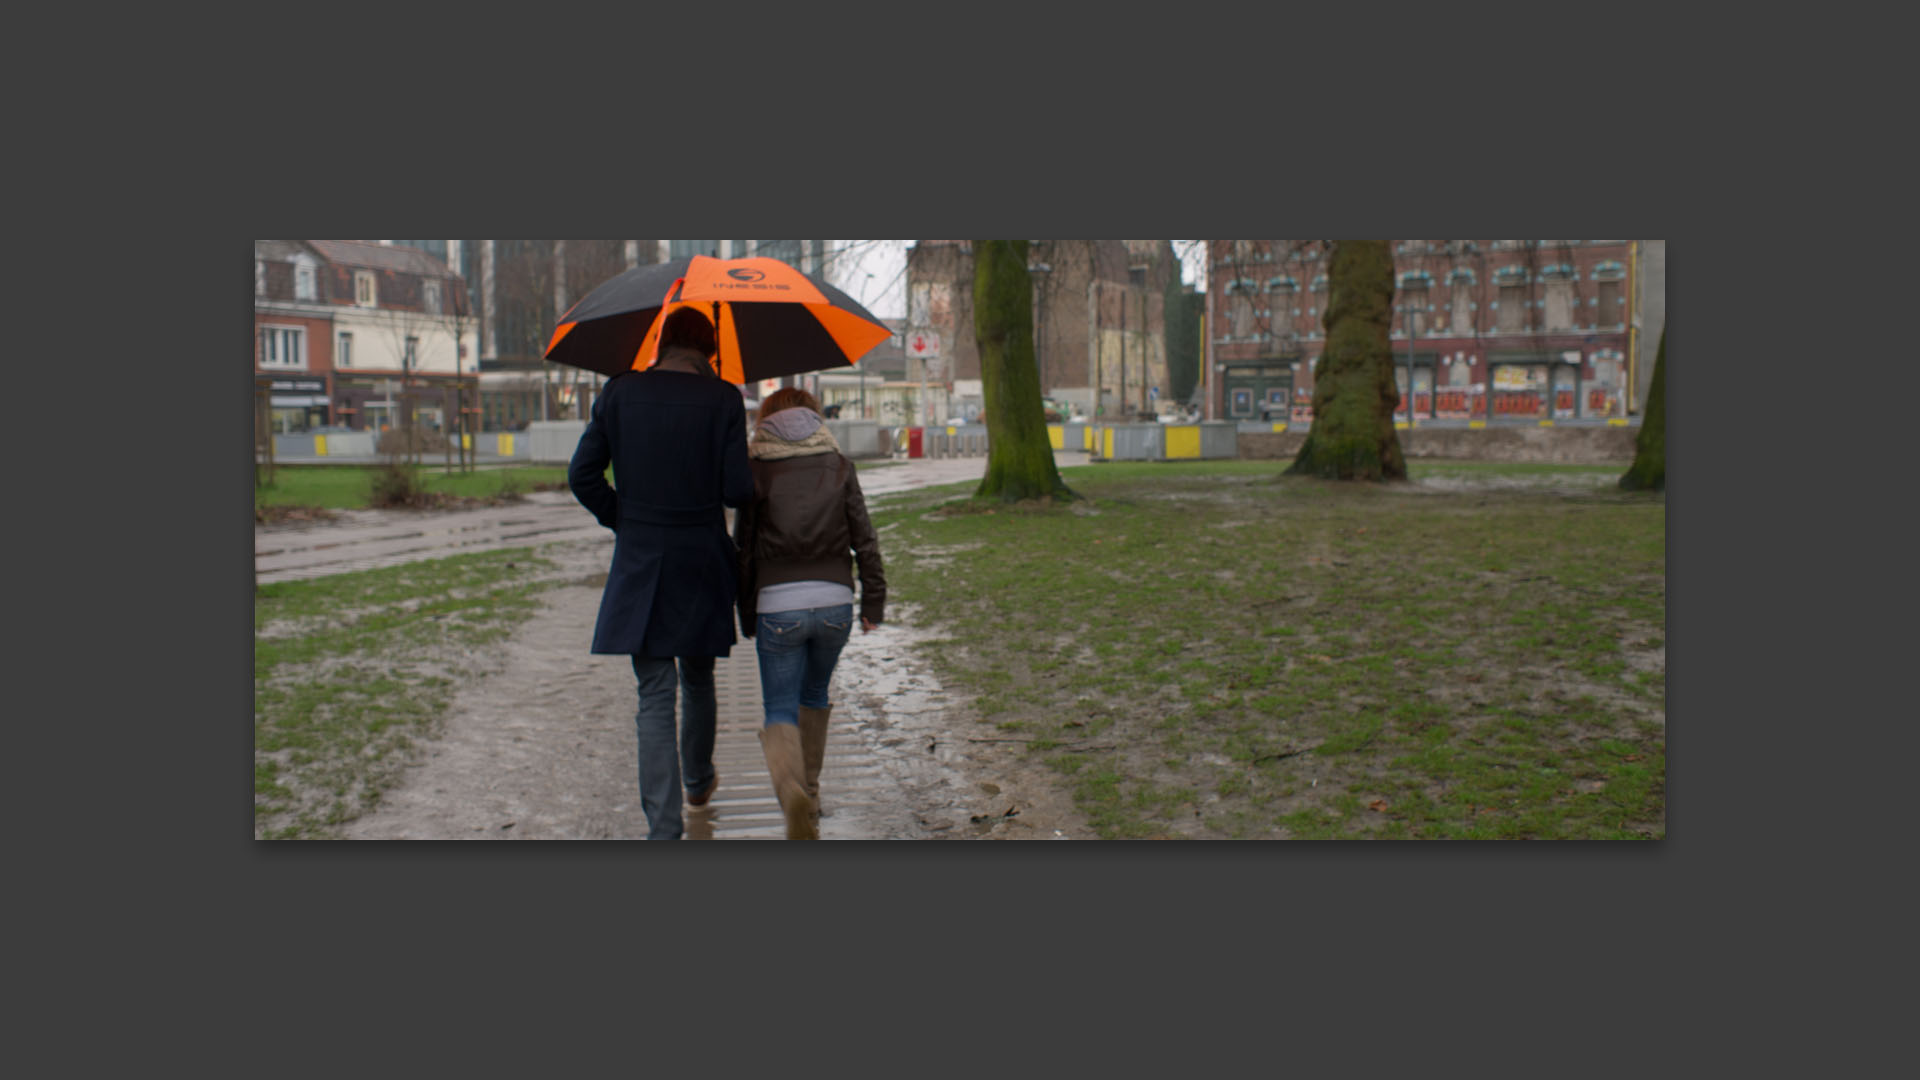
[403,333,418,466]
[1406,303,1415,429]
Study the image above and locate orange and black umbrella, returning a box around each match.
[543,255,892,384]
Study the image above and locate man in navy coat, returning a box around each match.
[569,307,753,840]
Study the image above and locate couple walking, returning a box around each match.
[567,307,887,840]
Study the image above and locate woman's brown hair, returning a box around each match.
[759,387,821,421]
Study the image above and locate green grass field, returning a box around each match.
[254,465,580,510]
[867,459,1664,840]
[253,548,562,838]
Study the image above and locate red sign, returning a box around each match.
[907,331,941,359]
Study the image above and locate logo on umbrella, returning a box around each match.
[727,268,766,282]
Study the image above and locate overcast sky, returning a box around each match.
[827,241,1208,320]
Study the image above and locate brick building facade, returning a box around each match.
[906,240,1180,420]
[390,240,837,430]
[254,240,475,436]
[254,241,337,433]
[1205,240,1651,424]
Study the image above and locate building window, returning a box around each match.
[1225,282,1256,339]
[404,336,420,370]
[294,262,317,301]
[338,332,352,368]
[1497,282,1527,331]
[1402,282,1430,335]
[670,239,717,260]
[355,271,377,308]
[255,260,265,296]
[423,280,441,315]
[1268,284,1295,336]
[1597,276,1624,325]
[1543,272,1575,331]
[260,326,304,370]
[1450,280,1474,334]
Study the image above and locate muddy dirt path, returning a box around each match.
[342,537,1090,841]
[256,453,1090,586]
[295,450,1094,840]
[256,491,607,585]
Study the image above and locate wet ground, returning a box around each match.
[256,492,609,585]
[291,450,1093,840]
[255,453,1087,586]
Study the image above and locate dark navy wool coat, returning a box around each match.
[568,368,753,657]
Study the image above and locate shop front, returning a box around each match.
[333,377,471,437]
[1392,354,1440,422]
[1488,350,1586,420]
[481,377,550,433]
[267,375,330,433]
[1583,349,1628,419]
[1223,358,1299,423]
[333,377,407,434]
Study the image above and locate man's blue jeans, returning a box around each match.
[630,655,717,840]
[755,604,854,728]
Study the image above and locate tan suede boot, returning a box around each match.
[797,705,832,820]
[759,724,817,840]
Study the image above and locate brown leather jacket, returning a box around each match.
[732,451,885,637]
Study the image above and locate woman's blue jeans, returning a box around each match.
[755,604,854,728]
[630,655,716,841]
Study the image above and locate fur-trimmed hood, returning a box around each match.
[750,408,840,460]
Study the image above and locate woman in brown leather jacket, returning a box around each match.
[732,388,886,839]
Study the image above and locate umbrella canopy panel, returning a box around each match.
[628,297,889,384]
[545,309,657,379]
[676,256,830,306]
[553,258,693,326]
[546,256,892,385]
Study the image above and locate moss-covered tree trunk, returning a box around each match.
[1165,275,1200,407]
[1286,240,1407,481]
[1619,325,1665,491]
[973,239,1077,502]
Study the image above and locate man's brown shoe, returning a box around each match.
[686,775,718,807]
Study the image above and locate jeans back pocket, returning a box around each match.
[759,612,805,639]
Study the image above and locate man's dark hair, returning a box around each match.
[660,306,717,359]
